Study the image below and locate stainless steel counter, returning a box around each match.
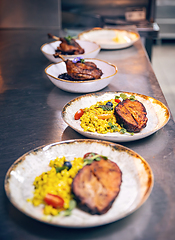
[0,29,175,240]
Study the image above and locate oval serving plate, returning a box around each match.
[78,28,140,50]
[62,91,170,142]
[5,139,153,228]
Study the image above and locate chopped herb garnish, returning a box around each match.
[62,199,77,216]
[115,95,120,99]
[129,95,135,101]
[64,35,75,44]
[83,154,108,166]
[108,122,120,131]
[120,128,127,134]
[55,166,68,173]
[120,93,127,100]
[69,199,77,210]
[95,157,103,161]
[80,58,85,63]
[83,159,93,166]
[116,94,135,101]
[98,105,113,111]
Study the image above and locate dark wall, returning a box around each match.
[0,0,61,29]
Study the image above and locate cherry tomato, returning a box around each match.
[97,114,112,119]
[44,194,64,208]
[115,99,121,103]
[74,109,84,120]
[83,152,97,159]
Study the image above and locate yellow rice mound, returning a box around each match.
[30,156,84,216]
[80,99,122,134]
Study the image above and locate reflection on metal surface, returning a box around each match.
[0,68,7,94]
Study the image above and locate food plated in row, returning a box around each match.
[5,139,153,228]
[8,30,167,229]
[45,58,117,93]
[42,30,139,93]
[41,28,139,64]
[41,36,100,63]
[78,28,140,49]
[62,91,170,142]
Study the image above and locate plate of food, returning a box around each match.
[62,91,170,142]
[41,34,101,63]
[5,139,154,228]
[45,57,117,93]
[78,28,140,49]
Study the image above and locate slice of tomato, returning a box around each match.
[44,194,64,208]
[115,99,121,103]
[83,152,97,159]
[74,109,84,120]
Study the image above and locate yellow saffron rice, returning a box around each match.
[80,99,122,134]
[30,156,84,216]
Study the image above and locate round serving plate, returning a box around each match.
[5,139,153,228]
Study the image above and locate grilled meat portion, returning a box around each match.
[72,154,122,215]
[114,99,148,133]
[65,59,103,80]
[54,37,84,56]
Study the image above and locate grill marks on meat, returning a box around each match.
[72,157,122,215]
[54,37,84,56]
[66,60,103,80]
[114,99,148,133]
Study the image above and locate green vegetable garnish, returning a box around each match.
[98,105,113,111]
[129,95,135,101]
[83,154,108,166]
[64,35,75,44]
[120,128,127,134]
[117,93,135,101]
[79,58,85,63]
[63,199,77,216]
[120,93,127,100]
[108,122,120,131]
[115,95,120,99]
[55,166,68,173]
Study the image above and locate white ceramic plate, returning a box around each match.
[5,139,153,228]
[78,28,140,49]
[62,92,170,142]
[41,39,101,63]
[45,59,118,93]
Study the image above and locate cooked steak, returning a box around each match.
[66,59,103,80]
[72,154,122,215]
[114,99,148,133]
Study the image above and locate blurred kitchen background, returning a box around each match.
[0,0,174,119]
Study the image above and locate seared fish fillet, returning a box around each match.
[114,99,148,133]
[72,155,122,215]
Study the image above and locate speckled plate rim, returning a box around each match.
[62,91,170,142]
[78,28,140,49]
[45,58,118,83]
[4,139,154,228]
[40,39,101,57]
